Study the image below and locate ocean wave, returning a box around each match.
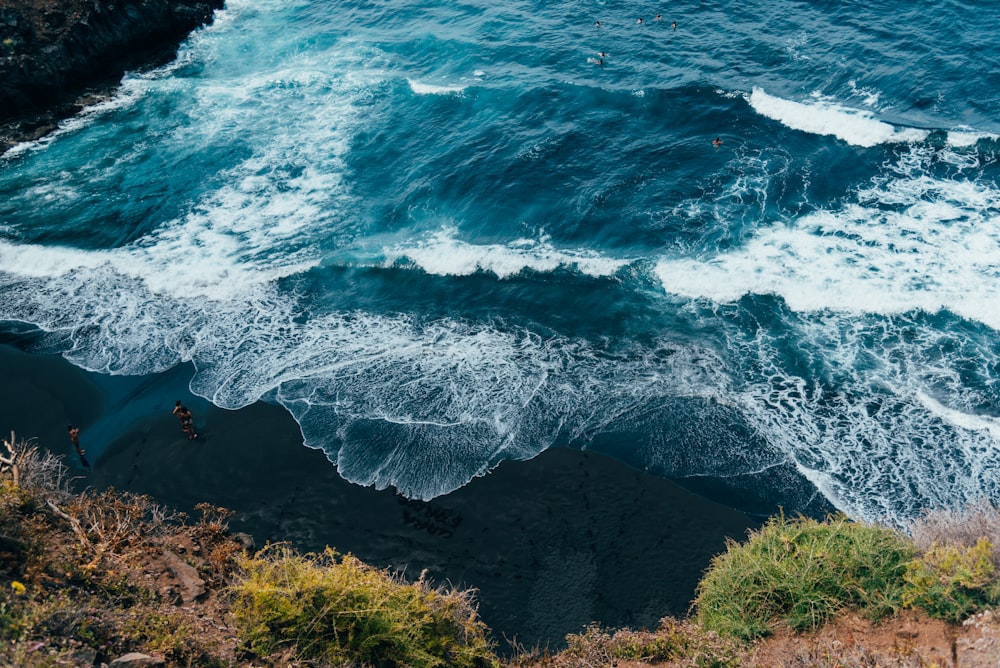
[381,227,631,279]
[655,144,1000,330]
[407,79,467,95]
[747,88,929,147]
[947,130,999,147]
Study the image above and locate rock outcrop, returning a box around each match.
[0,0,223,152]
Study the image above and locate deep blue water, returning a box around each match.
[2,0,999,525]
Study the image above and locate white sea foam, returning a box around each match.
[914,391,1000,440]
[5,0,1000,521]
[382,227,632,279]
[847,80,881,108]
[947,130,998,147]
[407,79,466,95]
[747,88,929,147]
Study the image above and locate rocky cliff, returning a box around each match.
[0,0,223,152]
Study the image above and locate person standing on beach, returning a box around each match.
[68,424,90,468]
[68,424,83,456]
[173,401,198,440]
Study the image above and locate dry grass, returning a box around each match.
[0,431,245,666]
[508,618,742,668]
[909,499,1000,568]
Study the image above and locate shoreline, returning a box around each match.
[0,0,223,154]
[0,342,759,649]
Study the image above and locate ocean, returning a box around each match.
[1,0,999,526]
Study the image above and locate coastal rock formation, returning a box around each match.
[0,0,223,152]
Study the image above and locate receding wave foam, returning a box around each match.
[382,227,632,279]
[747,88,929,147]
[727,313,1000,525]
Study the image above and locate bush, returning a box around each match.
[231,545,498,667]
[902,538,1000,622]
[694,514,915,640]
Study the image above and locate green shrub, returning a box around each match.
[694,514,915,640]
[902,537,1000,622]
[231,545,498,667]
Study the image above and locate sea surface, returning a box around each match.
[2,0,999,525]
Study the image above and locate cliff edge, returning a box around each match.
[0,0,223,153]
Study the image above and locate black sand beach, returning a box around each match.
[0,342,759,650]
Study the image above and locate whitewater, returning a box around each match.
[1,0,999,525]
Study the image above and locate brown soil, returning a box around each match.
[617,611,1000,668]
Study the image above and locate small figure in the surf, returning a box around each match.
[173,400,198,440]
[595,20,601,27]
[68,424,90,468]
[671,20,678,29]
[637,17,643,24]
[712,137,723,148]
[655,14,662,21]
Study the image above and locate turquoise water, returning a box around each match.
[2,0,999,524]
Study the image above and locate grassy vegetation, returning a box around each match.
[694,513,915,639]
[694,509,1000,642]
[231,545,498,667]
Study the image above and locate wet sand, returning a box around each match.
[0,342,759,650]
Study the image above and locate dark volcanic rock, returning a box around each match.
[0,0,224,153]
